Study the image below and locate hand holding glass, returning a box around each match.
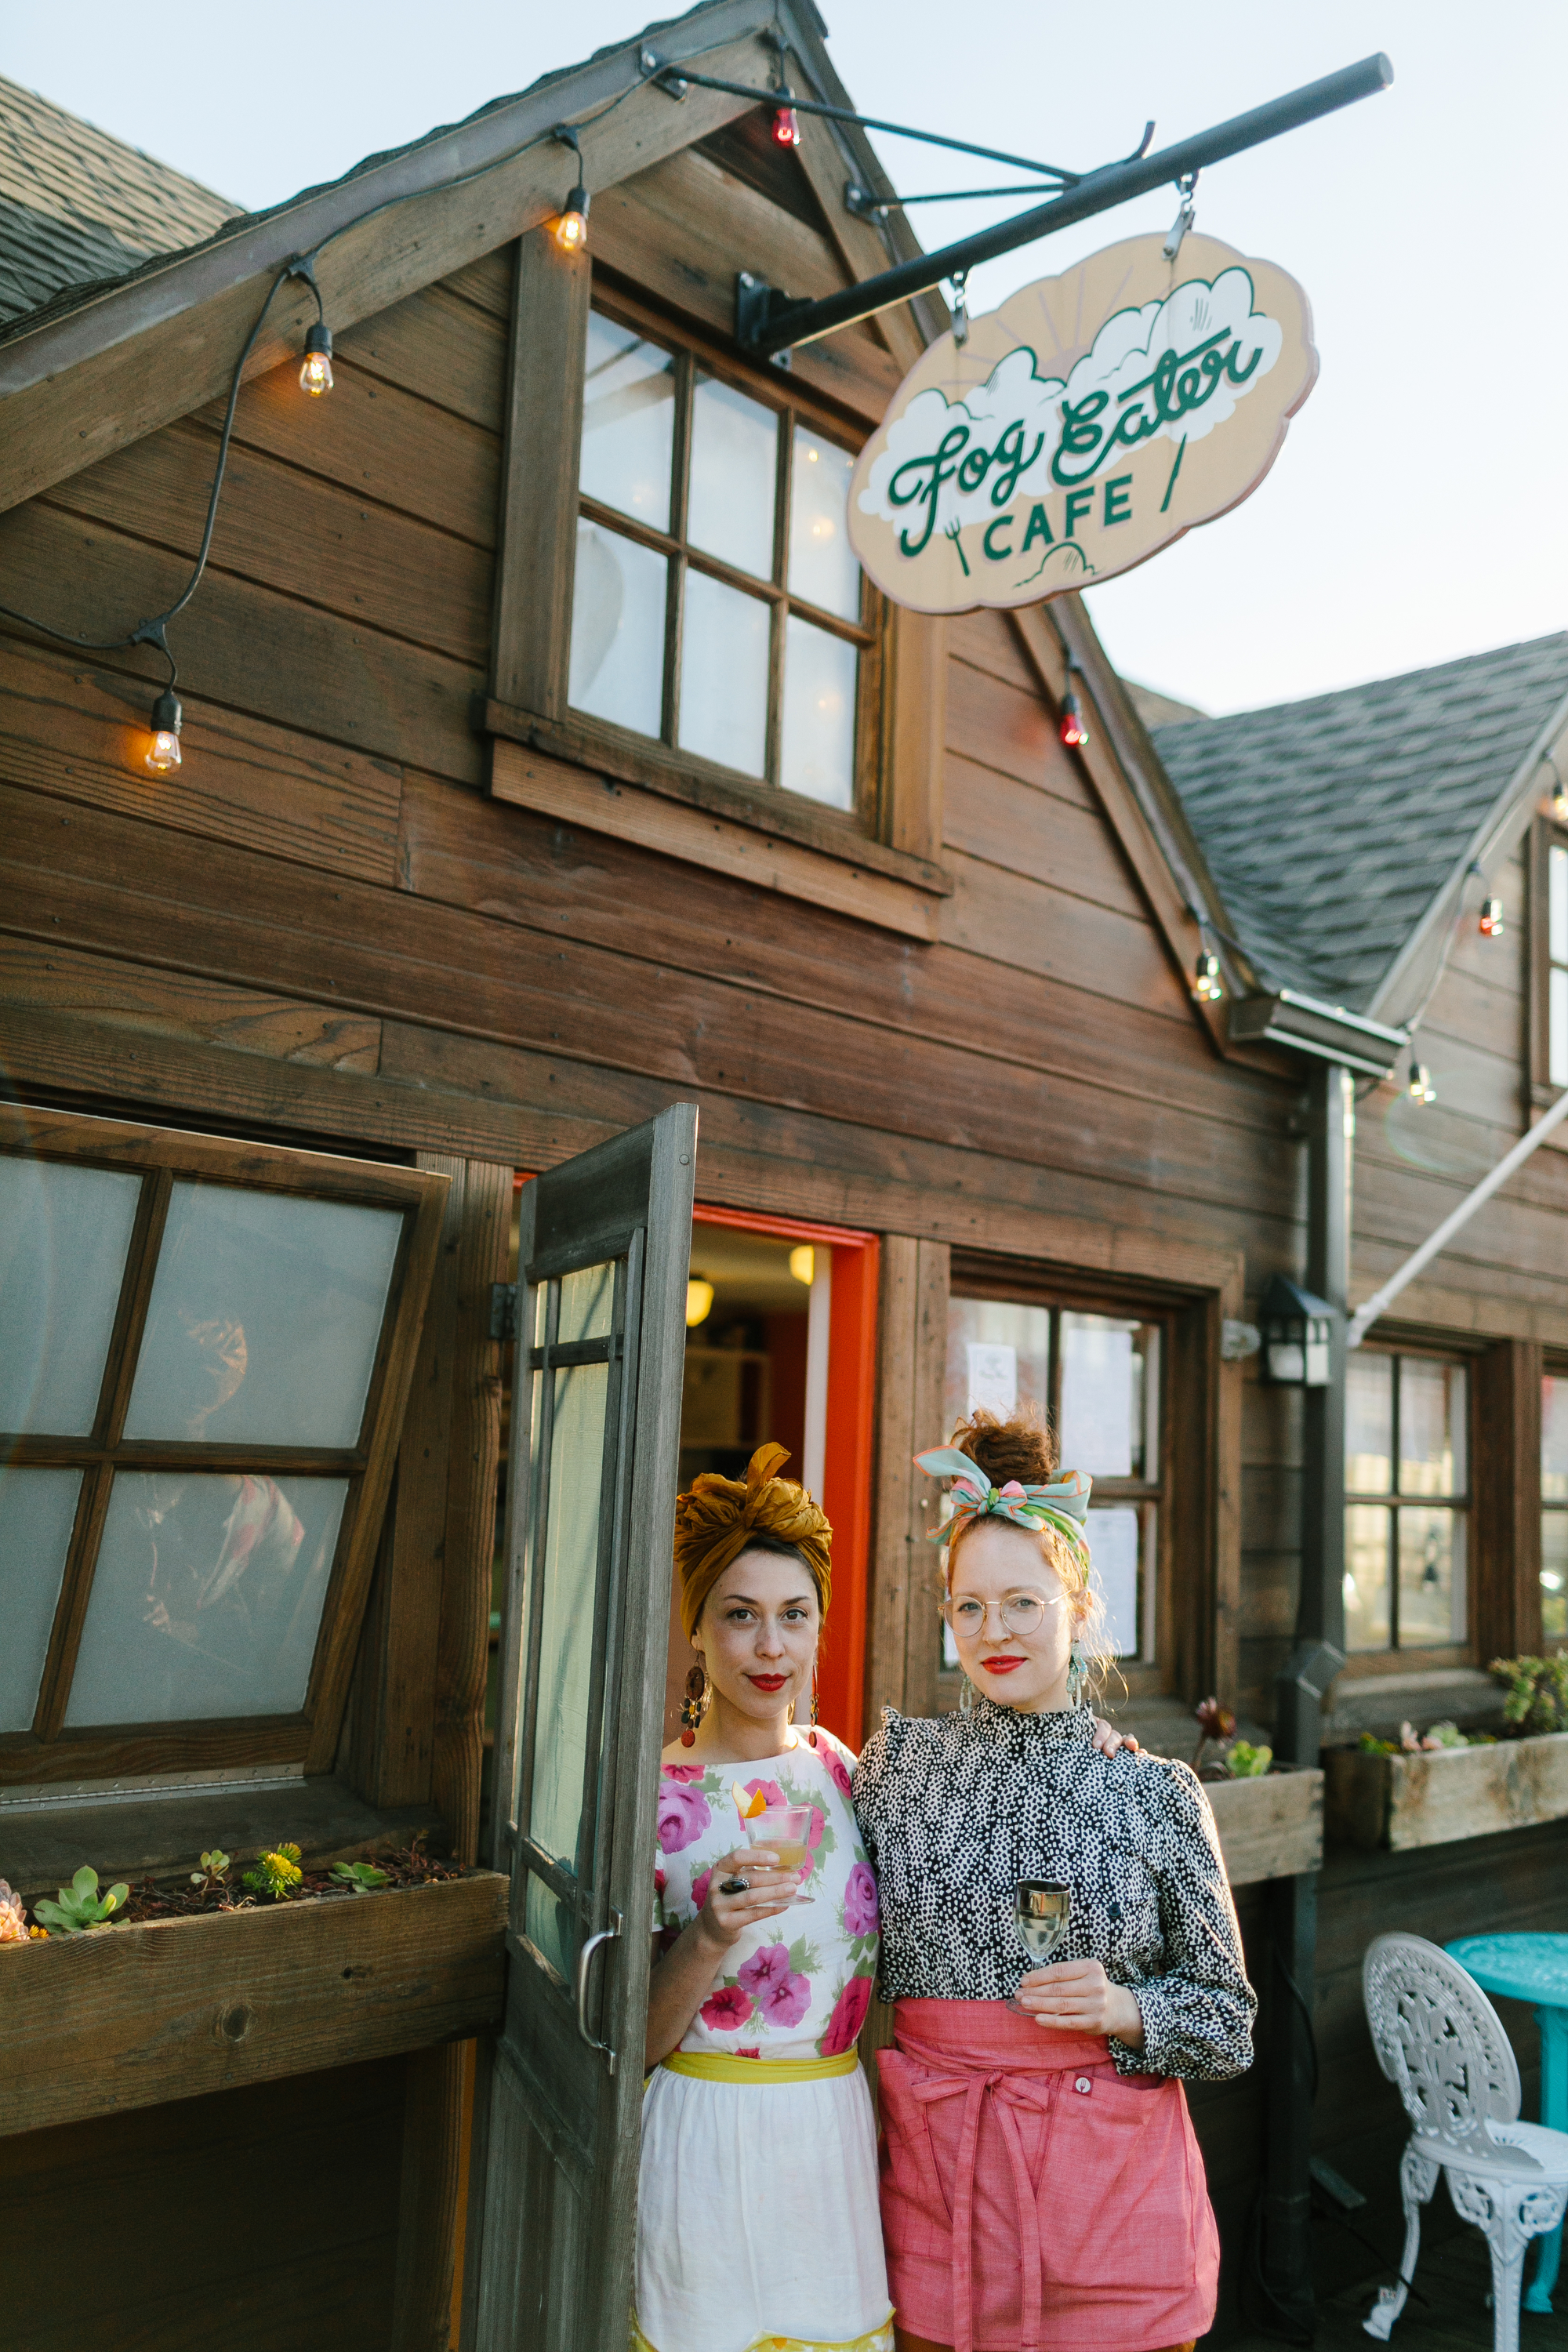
[1013,1880,1072,2006]
[746,1804,814,1904]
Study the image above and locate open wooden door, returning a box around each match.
[461,1104,697,2349]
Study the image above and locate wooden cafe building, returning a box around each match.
[0,8,1565,2344]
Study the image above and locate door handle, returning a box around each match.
[575,1911,622,2076]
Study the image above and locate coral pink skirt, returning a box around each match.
[877,2000,1219,2352]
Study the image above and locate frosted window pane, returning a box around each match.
[1088,1504,1139,1657]
[0,1158,140,1435]
[789,428,861,619]
[66,1472,344,1724]
[1552,967,1568,1089]
[688,376,776,580]
[1551,844,1568,967]
[781,615,856,811]
[1399,1358,1465,1496]
[1345,1504,1391,1650]
[0,1467,79,1733]
[579,314,674,528]
[125,1183,401,1450]
[679,571,769,779]
[1397,1505,1464,1646]
[1059,1313,1141,1479]
[1346,1353,1392,1494]
[945,1298,1049,1434]
[557,1261,615,1345]
[570,521,666,738]
[1542,1375,1568,1499]
[527,1359,611,1976]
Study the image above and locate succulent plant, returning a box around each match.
[1490,1654,1568,1737]
[243,1843,304,1900]
[1226,1740,1274,1778]
[32,1866,129,1935]
[331,1860,390,1895]
[190,1848,232,1895]
[0,1881,28,1944]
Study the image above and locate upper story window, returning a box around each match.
[0,1108,442,1784]
[568,307,872,815]
[1345,1348,1470,1654]
[944,1293,1163,1670]
[1541,1369,1568,1645]
[1548,833,1568,1085]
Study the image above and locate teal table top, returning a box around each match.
[1446,1933,1568,2009]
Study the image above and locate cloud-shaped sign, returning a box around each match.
[847,234,1315,615]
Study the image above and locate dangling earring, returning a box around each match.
[1066,1644,1087,1709]
[680,1659,706,1748]
[808,1663,819,1749]
[958,1673,975,1718]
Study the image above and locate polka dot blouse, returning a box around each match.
[852,1697,1257,2082]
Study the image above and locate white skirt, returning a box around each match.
[633,2064,892,2352]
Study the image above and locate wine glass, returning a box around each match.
[1016,1879,1072,1966]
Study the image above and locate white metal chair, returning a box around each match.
[1360,1933,1568,2352]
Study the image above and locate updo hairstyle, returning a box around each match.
[942,1404,1115,1690]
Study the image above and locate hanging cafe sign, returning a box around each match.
[847,232,1317,615]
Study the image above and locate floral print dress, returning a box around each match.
[633,1732,893,2352]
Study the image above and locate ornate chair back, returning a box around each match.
[1363,1932,1521,2160]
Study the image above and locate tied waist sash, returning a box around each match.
[662,2047,861,2085]
[879,2000,1213,2352]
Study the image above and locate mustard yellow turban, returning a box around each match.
[673,1442,833,1641]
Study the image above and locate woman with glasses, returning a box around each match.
[853,1407,1255,2352]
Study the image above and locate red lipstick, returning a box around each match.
[981,1656,1026,1675]
[747,1673,789,1692]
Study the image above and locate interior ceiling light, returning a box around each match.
[144,686,183,775]
[1479,897,1504,938]
[788,1244,815,1287]
[1192,951,1224,1004]
[685,1276,714,1327]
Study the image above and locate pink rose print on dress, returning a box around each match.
[818,1744,853,1799]
[691,1867,713,1917]
[806,1806,826,1849]
[661,1763,706,1784]
[737,1944,791,1999]
[819,1975,873,2056]
[654,1868,666,1899]
[843,1861,879,1940]
[760,1967,811,2028]
[657,1782,711,1853]
[700,1984,753,2032]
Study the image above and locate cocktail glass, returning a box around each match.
[746,1804,815,1904]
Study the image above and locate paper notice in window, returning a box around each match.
[1059,1323,1134,1476]
[966,1342,1017,1418]
[1089,1506,1140,1657]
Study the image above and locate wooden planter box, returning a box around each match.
[1206,1767,1323,1886]
[1325,1731,1568,1853]
[0,1870,507,2139]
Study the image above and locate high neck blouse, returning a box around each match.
[851,1697,1256,2083]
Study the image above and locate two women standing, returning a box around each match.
[633,1417,1255,2352]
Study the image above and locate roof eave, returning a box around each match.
[1227,987,1406,1078]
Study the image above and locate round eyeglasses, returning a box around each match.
[941,1592,1061,1639]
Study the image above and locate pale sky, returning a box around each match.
[7,1,1563,716]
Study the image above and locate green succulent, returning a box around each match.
[190,1848,232,1893]
[331,1861,390,1896]
[33,1865,129,1935]
[243,1843,304,1900]
[1226,1740,1273,1778]
[1490,1655,1568,1737]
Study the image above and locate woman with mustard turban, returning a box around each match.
[633,1443,893,2352]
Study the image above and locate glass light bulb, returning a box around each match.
[299,348,334,397]
[146,728,182,775]
[1192,953,1223,1004]
[773,106,801,147]
[1058,691,1088,749]
[554,205,589,254]
[1479,898,1504,937]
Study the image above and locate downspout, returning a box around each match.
[1261,1059,1353,2334]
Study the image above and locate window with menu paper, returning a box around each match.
[0,1109,443,1783]
[943,1295,1163,1671]
[568,305,873,815]
[1344,1348,1470,1655]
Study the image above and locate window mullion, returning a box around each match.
[764,411,793,788]
[664,354,695,748]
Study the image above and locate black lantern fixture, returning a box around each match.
[1259,1273,1334,1387]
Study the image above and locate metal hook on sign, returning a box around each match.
[1163,172,1199,263]
[950,269,970,347]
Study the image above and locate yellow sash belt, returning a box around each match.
[662,2048,859,2085]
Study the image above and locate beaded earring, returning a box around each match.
[958,1672,975,1717]
[680,1660,706,1748]
[1066,1644,1087,1708]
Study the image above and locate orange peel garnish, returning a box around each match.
[734,1785,768,1822]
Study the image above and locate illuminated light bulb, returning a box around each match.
[1555,780,1568,825]
[789,1244,815,1287]
[554,183,590,253]
[1192,951,1224,1004]
[1479,897,1504,937]
[144,687,183,775]
[299,321,334,397]
[1407,1059,1436,1105]
[685,1276,714,1327]
[772,104,801,147]
[1058,688,1088,750]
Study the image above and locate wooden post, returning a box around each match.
[865,1237,949,1728]
[490,227,591,721]
[1475,1338,1544,1662]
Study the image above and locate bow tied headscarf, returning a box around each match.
[673,1442,833,1640]
[913,1446,1093,1584]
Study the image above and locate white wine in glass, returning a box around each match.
[1015,1879,1072,1965]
